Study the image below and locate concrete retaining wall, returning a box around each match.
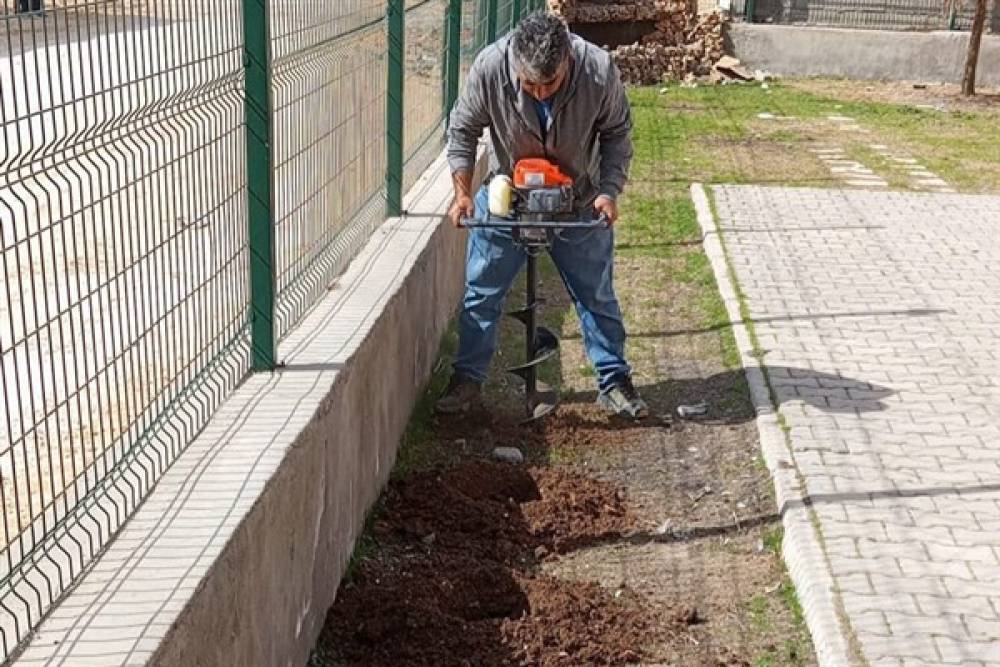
[727,23,1000,86]
[15,152,472,666]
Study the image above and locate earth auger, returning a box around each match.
[461,159,609,422]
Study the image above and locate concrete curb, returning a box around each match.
[691,183,859,667]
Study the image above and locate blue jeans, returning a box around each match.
[453,186,631,392]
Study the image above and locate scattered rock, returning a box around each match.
[713,55,753,82]
[673,605,701,625]
[654,518,674,535]
[677,402,709,418]
[691,485,713,502]
[492,446,525,464]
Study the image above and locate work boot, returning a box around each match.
[434,374,482,414]
[597,375,650,419]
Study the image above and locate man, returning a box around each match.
[436,11,648,419]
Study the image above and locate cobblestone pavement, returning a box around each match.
[706,185,1000,667]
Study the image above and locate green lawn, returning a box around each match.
[627,81,1000,192]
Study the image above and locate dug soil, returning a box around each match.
[316,458,697,667]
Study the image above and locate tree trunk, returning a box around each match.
[962,0,989,96]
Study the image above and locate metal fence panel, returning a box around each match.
[403,0,449,193]
[752,0,1000,31]
[0,0,249,655]
[271,0,389,339]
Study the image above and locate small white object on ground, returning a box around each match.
[677,402,709,418]
[492,447,525,464]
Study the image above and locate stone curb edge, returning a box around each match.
[690,183,858,667]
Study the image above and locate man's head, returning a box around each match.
[510,11,571,101]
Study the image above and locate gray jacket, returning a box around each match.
[446,33,633,207]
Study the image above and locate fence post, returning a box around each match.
[387,0,406,216]
[513,0,522,22]
[243,0,277,371]
[445,0,462,120]
[745,0,756,22]
[486,0,499,42]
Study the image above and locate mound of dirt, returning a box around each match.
[378,460,637,559]
[524,466,634,554]
[326,555,653,667]
[503,576,652,667]
[317,460,662,666]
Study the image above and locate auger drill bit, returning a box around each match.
[506,240,560,422]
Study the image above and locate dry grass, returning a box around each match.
[788,77,1000,116]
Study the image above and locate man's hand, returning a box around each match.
[594,195,619,226]
[450,170,475,228]
[449,194,475,228]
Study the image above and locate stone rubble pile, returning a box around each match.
[550,0,751,85]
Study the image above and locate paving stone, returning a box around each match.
[914,594,997,619]
[710,186,1000,667]
[861,635,940,661]
[964,616,1000,641]
[933,636,1000,664]
[884,610,970,639]
[869,572,949,597]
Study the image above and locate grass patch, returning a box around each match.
[392,325,459,480]
[748,527,811,665]
[842,143,909,190]
[628,81,999,193]
[748,594,773,631]
[615,174,739,375]
[762,526,784,556]
[343,512,380,583]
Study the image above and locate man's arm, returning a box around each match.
[447,56,491,225]
[594,60,634,225]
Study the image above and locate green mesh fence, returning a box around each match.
[0,0,510,657]
[270,1,389,339]
[403,0,449,193]
[751,0,999,30]
[0,0,249,655]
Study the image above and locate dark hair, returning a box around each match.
[510,11,571,82]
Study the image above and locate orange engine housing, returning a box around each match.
[513,159,573,189]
